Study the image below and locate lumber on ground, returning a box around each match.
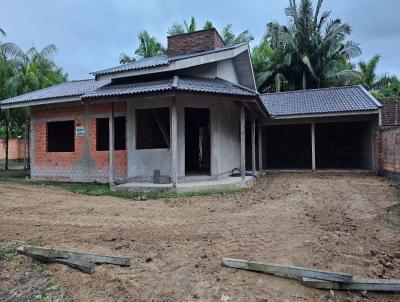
[222,258,353,283]
[17,245,130,274]
[303,277,400,292]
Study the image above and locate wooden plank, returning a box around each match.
[251,115,256,176]
[171,96,178,187]
[240,104,246,183]
[17,246,130,266]
[222,258,353,283]
[303,277,400,292]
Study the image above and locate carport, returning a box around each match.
[260,86,382,171]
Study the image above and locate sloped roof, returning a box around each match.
[260,85,382,118]
[0,76,257,109]
[82,76,257,98]
[1,79,110,106]
[92,43,246,77]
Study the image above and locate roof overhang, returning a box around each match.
[95,44,250,81]
[0,95,81,109]
[269,109,380,120]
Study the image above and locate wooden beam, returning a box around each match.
[240,104,246,183]
[303,277,400,292]
[251,114,256,176]
[222,258,353,283]
[17,245,131,274]
[109,102,115,186]
[171,96,178,187]
[311,122,316,171]
[152,109,170,148]
[258,118,263,171]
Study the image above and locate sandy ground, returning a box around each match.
[1,172,400,302]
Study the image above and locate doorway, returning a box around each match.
[185,108,211,175]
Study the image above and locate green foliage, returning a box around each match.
[356,55,397,92]
[221,24,253,46]
[253,0,361,92]
[0,243,15,263]
[380,79,400,98]
[119,30,165,64]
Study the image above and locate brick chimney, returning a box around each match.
[167,28,225,55]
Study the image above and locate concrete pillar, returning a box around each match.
[311,122,316,171]
[171,96,178,187]
[240,103,246,183]
[251,114,256,176]
[109,102,115,186]
[258,118,263,171]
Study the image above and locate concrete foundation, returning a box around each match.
[114,175,255,193]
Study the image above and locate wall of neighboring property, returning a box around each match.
[380,98,399,125]
[0,138,26,161]
[31,102,127,182]
[377,125,400,180]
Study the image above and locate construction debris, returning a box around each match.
[302,277,400,292]
[222,258,353,283]
[222,257,400,293]
[17,245,131,274]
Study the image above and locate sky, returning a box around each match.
[1,0,399,80]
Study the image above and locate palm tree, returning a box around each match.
[356,55,396,91]
[255,0,361,91]
[203,21,214,30]
[221,24,254,46]
[119,31,165,64]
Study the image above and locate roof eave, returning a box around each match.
[269,109,380,120]
[0,95,82,109]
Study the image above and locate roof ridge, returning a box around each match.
[260,85,363,96]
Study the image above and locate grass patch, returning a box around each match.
[0,242,15,263]
[0,176,245,200]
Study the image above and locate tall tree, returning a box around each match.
[356,55,396,91]
[221,24,254,46]
[119,31,165,64]
[254,0,361,91]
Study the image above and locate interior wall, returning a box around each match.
[265,124,312,169]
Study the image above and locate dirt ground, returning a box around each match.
[1,172,400,302]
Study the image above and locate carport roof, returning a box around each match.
[260,85,382,118]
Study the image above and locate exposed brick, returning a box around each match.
[167,28,225,55]
[32,102,127,183]
[380,98,399,125]
[0,138,26,160]
[377,126,400,178]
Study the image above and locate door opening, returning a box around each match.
[185,108,211,176]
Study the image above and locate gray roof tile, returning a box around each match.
[82,76,257,98]
[260,86,382,118]
[1,79,110,105]
[92,43,245,77]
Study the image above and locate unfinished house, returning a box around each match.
[0,29,383,191]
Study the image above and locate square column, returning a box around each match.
[258,118,263,171]
[240,103,246,183]
[171,96,178,187]
[109,102,115,186]
[311,122,316,171]
[251,114,256,176]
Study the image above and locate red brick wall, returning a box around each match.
[0,138,26,160]
[377,126,400,179]
[167,28,225,55]
[380,98,399,125]
[31,102,127,182]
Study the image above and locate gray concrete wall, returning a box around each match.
[179,58,239,85]
[126,95,241,181]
